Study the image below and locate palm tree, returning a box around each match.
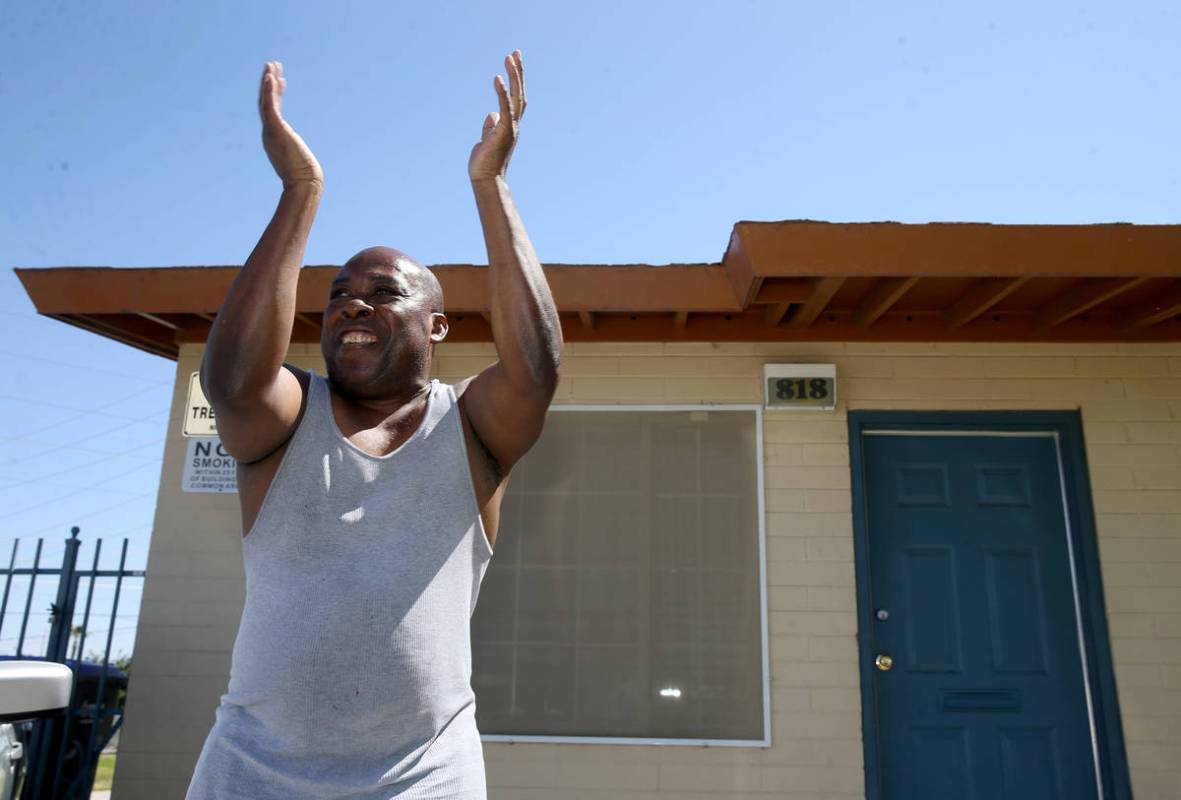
[69,625,86,661]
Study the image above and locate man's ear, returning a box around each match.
[430,312,449,343]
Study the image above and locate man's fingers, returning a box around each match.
[513,51,527,114]
[258,61,286,125]
[263,80,281,124]
[494,74,511,122]
[258,63,272,114]
[259,73,273,120]
[504,55,522,121]
[510,51,526,115]
[483,111,499,136]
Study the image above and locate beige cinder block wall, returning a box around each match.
[112,341,1181,800]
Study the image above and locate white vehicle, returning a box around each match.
[0,662,72,800]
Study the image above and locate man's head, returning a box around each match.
[320,246,447,400]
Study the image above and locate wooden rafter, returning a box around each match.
[1119,282,1181,329]
[790,277,845,328]
[752,279,811,304]
[853,277,920,328]
[74,314,174,356]
[136,311,179,330]
[578,311,595,330]
[673,311,688,332]
[54,314,176,359]
[944,277,1029,328]
[763,302,792,328]
[294,312,320,331]
[1034,278,1150,331]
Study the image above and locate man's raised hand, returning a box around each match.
[258,61,323,188]
[468,51,527,182]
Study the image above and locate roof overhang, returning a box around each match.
[16,221,1181,360]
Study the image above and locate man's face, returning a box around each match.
[319,248,445,399]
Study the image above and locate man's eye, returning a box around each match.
[374,287,398,296]
[330,289,348,299]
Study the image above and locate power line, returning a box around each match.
[4,384,169,445]
[0,433,162,464]
[0,450,162,492]
[0,310,74,324]
[0,524,155,564]
[2,460,164,517]
[0,476,146,497]
[0,393,161,423]
[13,490,157,539]
[0,443,162,487]
[1,409,166,466]
[0,349,172,384]
[0,385,170,437]
[90,523,154,540]
[2,526,156,564]
[0,625,140,646]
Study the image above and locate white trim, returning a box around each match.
[479,402,772,748]
[755,404,772,747]
[552,403,761,412]
[863,429,1057,438]
[481,734,769,747]
[1050,432,1106,799]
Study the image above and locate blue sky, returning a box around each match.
[2,1,1179,657]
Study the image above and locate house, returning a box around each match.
[17,220,1181,799]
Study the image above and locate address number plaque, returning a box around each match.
[763,363,837,411]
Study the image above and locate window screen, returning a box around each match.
[471,409,765,741]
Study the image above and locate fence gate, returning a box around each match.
[0,528,145,800]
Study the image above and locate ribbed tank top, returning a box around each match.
[187,372,493,800]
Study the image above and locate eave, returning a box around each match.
[16,221,1181,360]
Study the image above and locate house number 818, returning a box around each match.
[775,378,830,400]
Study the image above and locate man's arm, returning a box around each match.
[200,61,322,463]
[461,51,563,472]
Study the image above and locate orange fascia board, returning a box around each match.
[18,222,1181,318]
[436,264,738,312]
[727,221,1181,279]
[15,263,737,316]
[15,221,1181,357]
[16,266,237,315]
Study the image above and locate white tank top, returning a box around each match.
[187,372,493,799]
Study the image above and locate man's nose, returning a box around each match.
[340,299,373,319]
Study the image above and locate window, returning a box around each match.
[471,407,767,743]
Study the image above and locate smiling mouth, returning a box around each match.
[340,331,379,346]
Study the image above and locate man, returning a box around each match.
[186,51,561,800]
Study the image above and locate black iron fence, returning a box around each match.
[0,528,145,799]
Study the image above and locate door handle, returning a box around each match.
[875,654,894,672]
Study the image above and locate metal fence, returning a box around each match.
[0,528,145,799]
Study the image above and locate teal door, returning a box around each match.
[863,432,1099,799]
